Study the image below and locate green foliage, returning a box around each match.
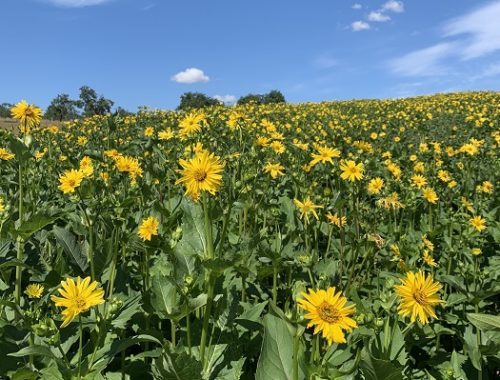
[177,92,219,111]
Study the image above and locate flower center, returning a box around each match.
[193,169,207,182]
[413,289,427,305]
[74,297,87,310]
[24,109,33,117]
[318,301,341,323]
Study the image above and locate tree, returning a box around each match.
[76,86,114,116]
[44,94,79,121]
[263,90,286,104]
[237,90,286,106]
[0,103,13,118]
[237,94,263,105]
[177,92,219,111]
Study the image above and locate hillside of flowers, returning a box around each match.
[0,92,499,379]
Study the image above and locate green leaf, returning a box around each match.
[153,348,203,380]
[213,358,245,380]
[150,275,178,317]
[8,345,58,360]
[53,226,89,273]
[463,326,482,370]
[467,313,500,333]
[255,314,305,380]
[110,294,142,329]
[360,348,403,380]
[15,213,59,241]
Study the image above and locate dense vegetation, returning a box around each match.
[0,92,499,379]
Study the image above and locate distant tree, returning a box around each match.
[76,86,114,116]
[115,107,133,117]
[263,90,286,104]
[237,94,263,105]
[237,90,286,106]
[0,103,13,118]
[44,94,79,121]
[177,92,219,111]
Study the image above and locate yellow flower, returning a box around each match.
[144,126,154,137]
[0,148,15,161]
[471,248,482,256]
[179,112,205,138]
[51,277,105,328]
[115,155,143,180]
[339,160,364,182]
[297,287,357,345]
[25,283,44,298]
[138,216,159,241]
[376,192,404,210]
[395,271,443,324]
[479,181,493,193]
[10,100,42,132]
[422,250,438,267]
[158,129,174,140]
[0,197,5,214]
[263,162,285,179]
[326,212,347,228]
[422,188,438,204]
[176,151,224,201]
[58,169,85,194]
[410,174,427,189]
[77,136,88,146]
[294,198,323,223]
[367,177,384,194]
[469,215,486,232]
[310,146,340,167]
[270,140,285,154]
[79,156,94,177]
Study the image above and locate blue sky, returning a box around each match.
[1,0,500,110]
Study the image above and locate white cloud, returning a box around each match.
[471,62,500,81]
[214,95,237,104]
[368,11,391,22]
[389,42,457,76]
[171,68,209,84]
[382,0,404,13]
[46,0,112,7]
[443,1,500,60]
[352,3,362,10]
[351,21,370,31]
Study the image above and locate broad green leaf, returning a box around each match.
[15,213,59,241]
[53,226,89,273]
[255,314,305,380]
[8,345,58,360]
[152,349,203,380]
[467,313,500,333]
[360,348,403,380]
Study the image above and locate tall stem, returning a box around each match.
[78,316,83,380]
[15,162,24,305]
[200,196,216,366]
[292,332,300,380]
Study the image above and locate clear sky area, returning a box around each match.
[1,0,500,110]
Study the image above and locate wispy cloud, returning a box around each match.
[171,68,209,84]
[389,43,457,76]
[470,62,500,81]
[45,0,113,7]
[352,3,362,10]
[351,21,370,31]
[389,1,500,77]
[443,1,500,60]
[368,11,391,22]
[382,0,404,13]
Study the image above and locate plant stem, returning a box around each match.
[78,316,83,380]
[15,162,24,305]
[186,315,192,356]
[200,274,215,366]
[200,196,216,366]
[292,332,300,380]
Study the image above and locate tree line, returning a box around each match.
[0,88,286,120]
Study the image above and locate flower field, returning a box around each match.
[0,92,499,379]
